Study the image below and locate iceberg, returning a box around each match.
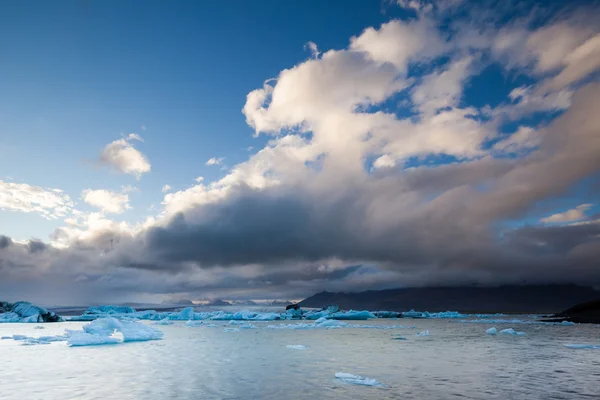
[331,310,375,320]
[335,372,385,387]
[486,327,498,335]
[286,345,307,349]
[67,317,163,346]
[402,310,429,318]
[416,330,430,336]
[373,311,401,318]
[499,328,526,336]
[564,344,600,349]
[0,301,63,323]
[83,305,136,315]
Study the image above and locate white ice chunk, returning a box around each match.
[560,321,575,326]
[565,344,600,349]
[185,320,205,327]
[486,327,497,335]
[499,328,526,336]
[335,372,384,387]
[286,345,307,349]
[416,330,430,336]
[223,328,240,332]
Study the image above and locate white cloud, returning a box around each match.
[206,157,224,166]
[0,180,74,220]
[546,34,600,91]
[304,41,320,58]
[99,134,151,179]
[411,56,474,115]
[195,176,205,183]
[541,204,593,224]
[372,154,396,169]
[161,185,172,193]
[82,189,130,214]
[493,126,540,154]
[350,18,445,72]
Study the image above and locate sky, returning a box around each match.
[1,0,600,306]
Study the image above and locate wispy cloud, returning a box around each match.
[206,157,224,166]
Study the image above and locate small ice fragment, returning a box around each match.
[499,328,526,336]
[12,335,29,340]
[223,328,240,332]
[286,345,307,349]
[185,320,204,327]
[560,321,575,326]
[416,330,430,336]
[33,326,45,330]
[565,344,600,349]
[486,327,497,335]
[392,336,407,340]
[335,372,384,387]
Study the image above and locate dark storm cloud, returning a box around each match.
[0,235,11,249]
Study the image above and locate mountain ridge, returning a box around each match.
[297,284,600,313]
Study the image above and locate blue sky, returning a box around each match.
[1,0,599,304]
[0,0,417,239]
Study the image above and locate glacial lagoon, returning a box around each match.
[1,308,599,400]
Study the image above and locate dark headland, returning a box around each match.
[297,285,600,314]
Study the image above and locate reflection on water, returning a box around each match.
[1,318,599,399]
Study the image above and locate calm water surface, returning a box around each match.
[1,317,599,399]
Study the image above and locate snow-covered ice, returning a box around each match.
[486,327,498,335]
[416,330,430,336]
[335,372,385,387]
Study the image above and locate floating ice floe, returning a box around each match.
[66,317,164,346]
[564,344,600,349]
[286,345,307,349]
[1,334,69,346]
[223,328,240,332]
[499,328,526,336]
[416,330,430,336]
[486,327,498,335]
[335,372,385,387]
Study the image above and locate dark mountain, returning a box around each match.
[552,298,600,323]
[297,285,600,314]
